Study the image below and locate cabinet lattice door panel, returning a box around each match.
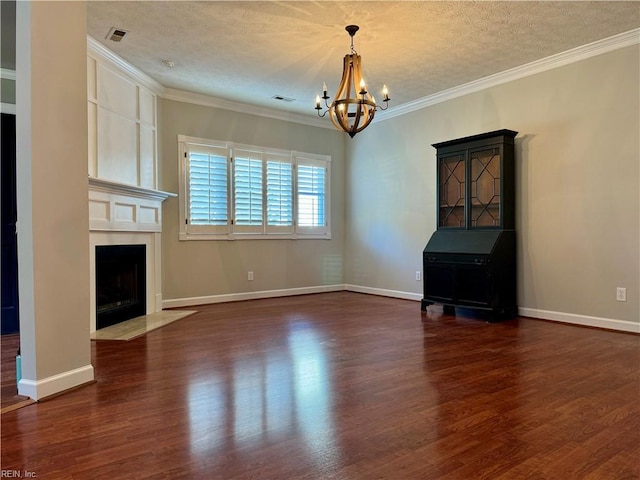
[439,153,466,228]
[470,147,501,227]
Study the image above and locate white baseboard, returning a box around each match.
[518,307,640,334]
[18,364,95,401]
[155,293,163,312]
[345,288,639,334]
[164,285,638,334]
[162,284,345,309]
[344,284,423,302]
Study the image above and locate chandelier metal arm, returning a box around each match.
[315,107,328,118]
[377,98,390,111]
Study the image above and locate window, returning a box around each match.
[233,151,263,230]
[178,136,331,240]
[266,157,293,230]
[296,160,326,231]
[185,144,230,235]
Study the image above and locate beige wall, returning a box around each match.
[159,99,346,301]
[16,1,93,398]
[346,45,640,324]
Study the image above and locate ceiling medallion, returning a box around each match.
[315,25,390,138]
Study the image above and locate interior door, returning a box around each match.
[1,113,19,334]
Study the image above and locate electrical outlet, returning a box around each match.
[248,271,254,281]
[616,287,626,302]
[415,271,421,281]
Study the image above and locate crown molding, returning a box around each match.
[87,36,165,95]
[86,36,329,128]
[0,68,16,81]
[161,88,332,129]
[86,28,639,129]
[376,28,640,122]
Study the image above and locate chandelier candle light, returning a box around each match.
[315,25,390,138]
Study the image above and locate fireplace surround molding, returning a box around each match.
[89,178,175,332]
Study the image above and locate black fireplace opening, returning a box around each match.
[96,244,146,330]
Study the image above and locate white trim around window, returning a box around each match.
[178,135,331,240]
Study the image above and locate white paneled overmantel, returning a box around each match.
[87,37,174,333]
[88,36,163,189]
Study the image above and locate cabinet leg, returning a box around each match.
[488,308,511,323]
[420,300,431,311]
[490,306,517,322]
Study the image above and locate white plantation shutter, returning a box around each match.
[186,143,230,235]
[179,136,330,239]
[233,151,263,232]
[297,164,326,230]
[266,155,293,233]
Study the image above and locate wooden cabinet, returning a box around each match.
[421,130,518,320]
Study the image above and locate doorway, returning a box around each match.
[1,113,19,335]
[0,113,28,411]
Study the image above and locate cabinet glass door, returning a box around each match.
[438,153,466,228]
[470,147,501,227]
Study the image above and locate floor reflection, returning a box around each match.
[187,318,338,466]
[188,375,226,454]
[287,320,337,467]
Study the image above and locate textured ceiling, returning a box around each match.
[87,1,640,117]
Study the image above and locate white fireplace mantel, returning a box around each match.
[88,177,176,233]
[89,177,175,202]
[88,178,176,333]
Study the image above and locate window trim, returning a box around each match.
[178,135,331,241]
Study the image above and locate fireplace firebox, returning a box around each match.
[95,245,146,329]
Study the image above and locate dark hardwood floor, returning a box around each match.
[0,333,33,412]
[1,333,19,399]
[1,292,638,479]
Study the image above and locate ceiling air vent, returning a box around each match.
[272,95,295,103]
[106,27,128,42]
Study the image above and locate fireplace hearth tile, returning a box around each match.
[91,310,197,341]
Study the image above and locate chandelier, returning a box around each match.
[315,25,390,138]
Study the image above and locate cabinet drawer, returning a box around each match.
[424,253,490,266]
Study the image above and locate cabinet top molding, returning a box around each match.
[432,129,518,150]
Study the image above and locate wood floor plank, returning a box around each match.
[1,292,638,479]
[0,332,33,411]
